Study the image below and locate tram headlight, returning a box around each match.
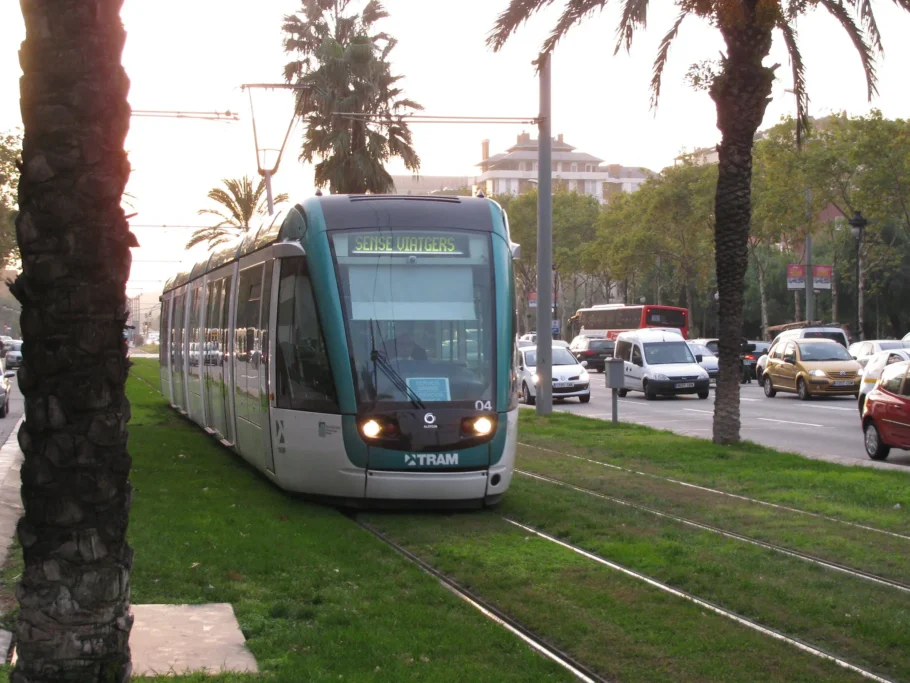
[473,417,494,435]
[361,419,382,439]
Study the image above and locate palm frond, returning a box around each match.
[818,0,878,99]
[776,20,810,147]
[856,0,884,53]
[649,11,686,109]
[487,0,556,52]
[541,0,610,56]
[614,0,649,55]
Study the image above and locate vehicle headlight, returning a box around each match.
[652,373,669,381]
[809,369,826,378]
[532,373,540,384]
[361,419,381,438]
[579,370,589,382]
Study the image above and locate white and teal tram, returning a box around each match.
[158,194,520,505]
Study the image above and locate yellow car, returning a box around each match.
[763,338,861,400]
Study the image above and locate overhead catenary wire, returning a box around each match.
[131,110,239,122]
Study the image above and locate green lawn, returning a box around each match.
[122,360,572,681]
[518,411,910,532]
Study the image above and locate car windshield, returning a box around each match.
[879,341,910,350]
[524,348,577,367]
[9,343,20,352]
[644,341,695,365]
[688,343,714,357]
[590,340,614,351]
[332,229,494,408]
[798,342,853,361]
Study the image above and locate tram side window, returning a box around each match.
[160,300,169,366]
[188,286,202,376]
[275,257,338,413]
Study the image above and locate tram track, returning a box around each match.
[514,469,910,594]
[347,513,609,683]
[519,442,910,542]
[504,517,895,683]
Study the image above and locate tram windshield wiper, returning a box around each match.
[369,319,426,410]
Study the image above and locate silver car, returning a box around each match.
[687,342,719,385]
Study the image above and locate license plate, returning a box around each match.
[553,382,572,388]
[833,380,854,387]
[675,382,695,389]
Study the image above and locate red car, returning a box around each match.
[862,360,910,460]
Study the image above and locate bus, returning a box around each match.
[571,304,689,340]
[159,194,519,507]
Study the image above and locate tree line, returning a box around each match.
[500,112,910,343]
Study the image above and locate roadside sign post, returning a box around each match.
[606,358,624,424]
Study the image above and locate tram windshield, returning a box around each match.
[332,229,495,408]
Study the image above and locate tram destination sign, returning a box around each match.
[350,233,469,257]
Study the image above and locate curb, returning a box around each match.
[0,415,24,665]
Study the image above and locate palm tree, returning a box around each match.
[13,0,134,679]
[187,175,288,250]
[489,0,908,444]
[282,0,421,194]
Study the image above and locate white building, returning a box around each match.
[474,133,651,203]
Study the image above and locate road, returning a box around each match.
[0,378,22,448]
[545,376,910,468]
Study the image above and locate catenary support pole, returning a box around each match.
[805,189,813,322]
[536,52,553,415]
[264,169,275,215]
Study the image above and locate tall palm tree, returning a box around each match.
[13,0,134,679]
[282,0,421,194]
[489,0,908,444]
[187,175,288,249]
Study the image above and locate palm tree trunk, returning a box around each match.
[13,1,134,680]
[709,21,774,445]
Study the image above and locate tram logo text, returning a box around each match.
[404,453,459,467]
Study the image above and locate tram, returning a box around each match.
[158,194,520,506]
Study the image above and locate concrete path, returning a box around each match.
[0,381,257,675]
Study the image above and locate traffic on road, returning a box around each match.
[525,308,910,468]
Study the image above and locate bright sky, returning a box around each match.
[2,0,910,299]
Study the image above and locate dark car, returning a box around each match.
[569,336,615,372]
[746,340,770,379]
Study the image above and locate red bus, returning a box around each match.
[571,304,689,340]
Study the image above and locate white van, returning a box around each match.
[615,329,711,400]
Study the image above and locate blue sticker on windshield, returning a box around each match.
[406,377,451,402]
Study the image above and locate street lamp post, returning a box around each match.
[848,211,867,341]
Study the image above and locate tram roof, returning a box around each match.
[314,194,499,233]
[163,194,505,294]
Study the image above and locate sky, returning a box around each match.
[2,0,910,301]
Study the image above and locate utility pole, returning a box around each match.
[536,53,553,415]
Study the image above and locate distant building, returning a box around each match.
[674,146,720,166]
[475,133,652,204]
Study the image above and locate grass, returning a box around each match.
[499,475,910,681]
[518,445,910,583]
[138,343,159,354]
[365,511,862,683]
[88,359,574,681]
[518,411,910,533]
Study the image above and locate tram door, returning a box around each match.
[186,283,205,425]
[204,277,231,440]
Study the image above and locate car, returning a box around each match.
[552,340,570,349]
[861,360,910,460]
[0,364,11,417]
[762,338,861,400]
[687,342,718,385]
[857,349,910,413]
[517,345,591,404]
[569,336,615,372]
[904,332,910,341]
[746,341,770,379]
[517,339,534,349]
[4,341,22,370]
[848,339,910,368]
[689,338,719,354]
[519,333,537,343]
[773,325,850,348]
[614,329,710,400]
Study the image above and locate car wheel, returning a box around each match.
[763,376,777,398]
[757,373,765,388]
[644,381,656,401]
[579,394,591,403]
[618,388,628,398]
[0,402,6,418]
[523,382,536,406]
[697,391,709,400]
[797,378,810,401]
[864,421,891,460]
